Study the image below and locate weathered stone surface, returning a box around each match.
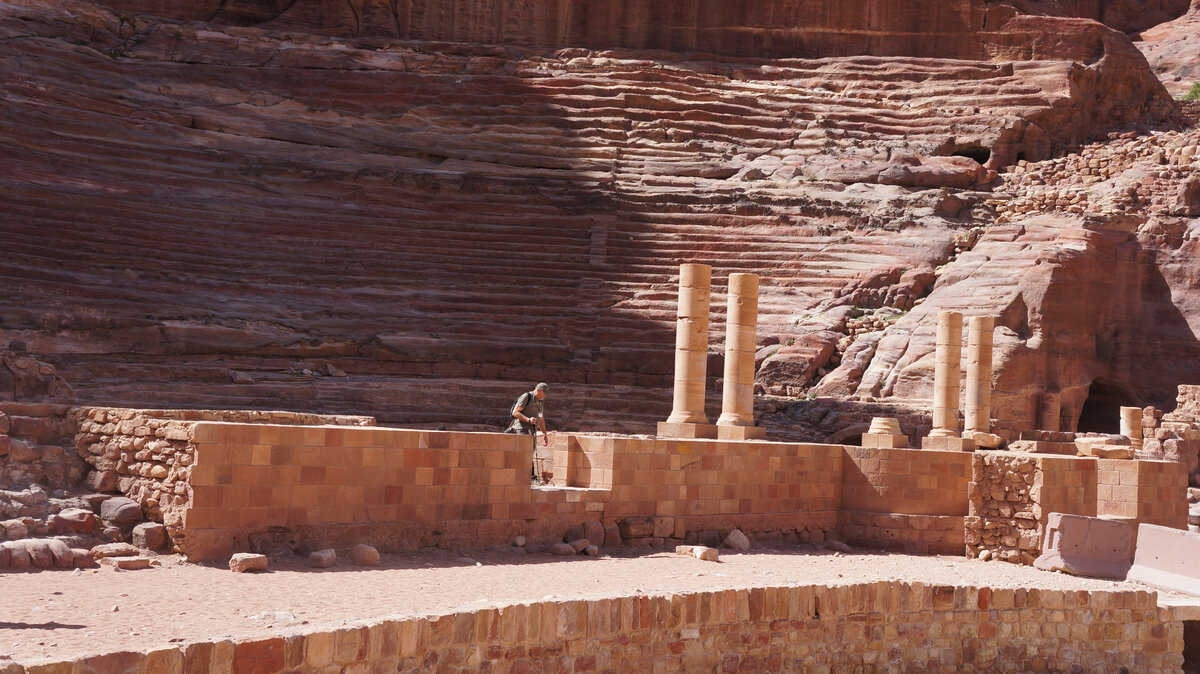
[1127,522,1200,595]
[1033,512,1135,579]
[675,545,719,561]
[91,542,139,558]
[723,529,750,551]
[549,543,576,556]
[350,544,379,567]
[567,538,590,554]
[100,497,143,528]
[132,522,167,550]
[83,470,119,492]
[228,552,268,573]
[49,508,96,534]
[309,548,337,568]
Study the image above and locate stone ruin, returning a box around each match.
[4,0,1200,670]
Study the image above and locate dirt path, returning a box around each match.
[0,545,1160,666]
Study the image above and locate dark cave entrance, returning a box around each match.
[952,146,992,164]
[1076,380,1137,434]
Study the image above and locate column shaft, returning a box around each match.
[666,264,712,424]
[964,316,995,434]
[930,311,963,437]
[718,273,758,427]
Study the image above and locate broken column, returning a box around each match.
[716,272,765,440]
[1120,406,1144,450]
[659,263,718,439]
[964,316,1000,448]
[862,417,908,448]
[923,310,974,451]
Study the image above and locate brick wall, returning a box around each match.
[1097,458,1188,527]
[839,446,970,554]
[182,423,532,560]
[10,582,1183,673]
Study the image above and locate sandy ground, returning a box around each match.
[0,544,1175,666]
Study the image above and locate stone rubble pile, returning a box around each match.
[996,128,1200,221]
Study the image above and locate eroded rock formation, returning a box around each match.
[0,0,1195,445]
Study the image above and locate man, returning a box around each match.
[505,382,549,482]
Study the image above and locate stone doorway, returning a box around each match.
[1076,379,1137,434]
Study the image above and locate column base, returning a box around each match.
[921,435,976,452]
[716,425,766,441]
[862,433,908,449]
[657,422,719,439]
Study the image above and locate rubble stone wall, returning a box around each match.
[966,454,1098,563]
[7,582,1182,673]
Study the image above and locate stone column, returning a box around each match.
[717,273,765,440]
[923,310,974,451]
[1040,392,1061,432]
[659,263,718,439]
[929,311,963,438]
[964,316,995,435]
[1120,406,1144,450]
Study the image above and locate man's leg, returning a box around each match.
[529,427,539,483]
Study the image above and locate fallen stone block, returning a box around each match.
[1076,442,1135,459]
[229,553,268,573]
[132,522,167,551]
[823,540,853,554]
[71,549,96,568]
[25,540,55,569]
[550,543,576,556]
[309,548,337,568]
[1127,523,1200,595]
[350,544,379,567]
[723,529,750,551]
[49,508,96,535]
[84,470,119,493]
[583,520,604,545]
[583,545,599,557]
[46,539,75,569]
[568,538,590,553]
[675,545,719,561]
[99,497,143,528]
[618,516,653,539]
[1032,513,1134,579]
[91,542,139,559]
[1,519,28,540]
[602,521,621,548]
[104,556,150,570]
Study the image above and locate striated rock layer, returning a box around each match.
[0,0,1192,443]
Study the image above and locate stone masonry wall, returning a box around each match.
[6,582,1183,673]
[968,454,1101,563]
[71,407,375,550]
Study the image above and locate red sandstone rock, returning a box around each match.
[132,522,166,550]
[1137,0,1200,97]
[549,543,576,556]
[309,548,337,568]
[49,508,96,535]
[1032,512,1134,579]
[91,542,139,558]
[228,553,268,573]
[675,545,719,561]
[350,544,379,566]
[723,529,750,551]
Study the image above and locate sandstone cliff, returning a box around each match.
[0,0,1193,445]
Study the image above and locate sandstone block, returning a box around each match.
[562,524,585,543]
[1127,523,1200,595]
[1033,513,1135,579]
[550,543,576,556]
[2,519,29,540]
[25,539,55,569]
[229,553,268,573]
[652,517,674,538]
[602,521,621,548]
[132,522,167,550]
[310,548,337,568]
[46,539,75,568]
[966,431,1003,449]
[862,433,908,449]
[91,542,139,558]
[723,529,750,551]
[921,436,976,451]
[582,520,604,546]
[568,538,590,553]
[71,549,96,568]
[4,542,30,570]
[583,545,599,557]
[100,497,143,527]
[618,516,654,539]
[675,545,719,561]
[350,544,379,566]
[108,556,150,570]
[0,544,8,569]
[50,508,96,534]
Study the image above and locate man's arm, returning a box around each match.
[537,415,548,445]
[511,394,535,424]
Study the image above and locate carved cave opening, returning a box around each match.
[952,146,992,164]
[1185,621,1200,672]
[1075,379,1137,434]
